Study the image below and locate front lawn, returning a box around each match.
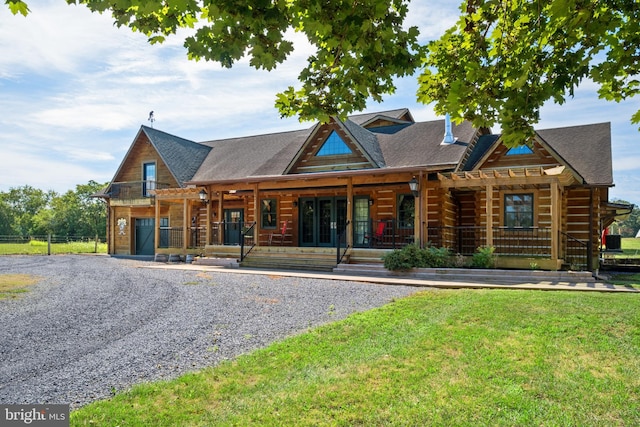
[72,290,640,426]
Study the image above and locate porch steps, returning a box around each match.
[347,248,390,265]
[333,264,596,284]
[240,246,338,272]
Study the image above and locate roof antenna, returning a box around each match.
[148,111,155,128]
[442,113,456,145]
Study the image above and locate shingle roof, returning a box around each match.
[192,128,314,182]
[190,117,477,183]
[372,119,476,168]
[461,123,613,185]
[536,122,612,185]
[141,126,212,186]
[342,119,385,167]
[348,108,413,126]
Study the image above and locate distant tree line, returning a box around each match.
[610,199,640,237]
[0,181,107,238]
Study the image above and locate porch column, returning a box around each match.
[205,187,212,245]
[253,183,260,246]
[217,190,224,244]
[154,197,160,253]
[183,197,188,252]
[550,181,560,263]
[485,185,494,247]
[415,172,423,246]
[346,177,353,248]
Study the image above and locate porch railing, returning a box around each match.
[427,226,552,257]
[240,222,257,261]
[109,181,170,203]
[337,220,351,264]
[159,227,183,249]
[353,219,415,249]
[561,231,589,270]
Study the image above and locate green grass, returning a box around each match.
[0,240,107,255]
[0,274,41,299]
[71,290,640,426]
[620,237,640,257]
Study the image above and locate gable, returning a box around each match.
[474,139,562,171]
[286,120,379,174]
[110,131,179,190]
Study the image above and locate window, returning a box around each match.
[261,199,277,229]
[504,194,534,228]
[506,145,534,155]
[317,131,352,156]
[142,162,156,197]
[397,194,415,228]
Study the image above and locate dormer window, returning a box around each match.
[317,131,352,156]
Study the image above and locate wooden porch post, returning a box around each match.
[183,197,188,253]
[415,172,423,246]
[550,181,560,264]
[254,183,260,246]
[347,177,353,248]
[205,187,212,245]
[218,190,224,244]
[154,197,160,254]
[485,185,494,247]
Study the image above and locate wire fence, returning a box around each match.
[0,235,107,255]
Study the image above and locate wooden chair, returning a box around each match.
[363,221,386,247]
[268,220,288,245]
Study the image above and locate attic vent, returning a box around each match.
[441,113,456,145]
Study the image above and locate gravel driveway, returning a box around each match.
[0,255,418,408]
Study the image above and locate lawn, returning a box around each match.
[71,289,640,426]
[0,274,41,299]
[0,239,107,255]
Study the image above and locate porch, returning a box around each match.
[156,220,588,271]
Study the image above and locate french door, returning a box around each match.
[299,197,347,247]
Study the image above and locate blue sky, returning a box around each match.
[1,0,638,205]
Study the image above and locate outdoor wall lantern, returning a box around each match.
[369,199,375,206]
[199,189,209,204]
[408,177,420,197]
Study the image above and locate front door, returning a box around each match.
[224,209,244,245]
[135,218,155,255]
[299,197,347,247]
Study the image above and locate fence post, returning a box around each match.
[94,234,98,253]
[47,233,51,256]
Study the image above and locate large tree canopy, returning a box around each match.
[419,0,640,146]
[6,0,639,145]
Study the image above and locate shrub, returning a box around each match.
[470,246,496,269]
[383,244,453,271]
[382,246,416,271]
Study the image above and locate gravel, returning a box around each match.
[0,255,419,408]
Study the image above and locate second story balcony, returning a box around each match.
[108,181,171,206]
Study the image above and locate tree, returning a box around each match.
[0,185,54,235]
[419,0,640,146]
[6,1,639,140]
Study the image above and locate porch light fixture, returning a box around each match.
[199,189,209,204]
[408,177,420,197]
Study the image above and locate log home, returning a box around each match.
[101,108,626,271]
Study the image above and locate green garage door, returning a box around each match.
[135,218,155,255]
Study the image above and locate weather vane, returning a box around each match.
[148,111,155,128]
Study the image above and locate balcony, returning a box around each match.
[108,181,170,206]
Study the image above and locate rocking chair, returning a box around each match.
[268,220,288,246]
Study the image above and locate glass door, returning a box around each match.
[299,197,347,247]
[223,209,244,245]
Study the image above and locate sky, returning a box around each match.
[1,0,638,205]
